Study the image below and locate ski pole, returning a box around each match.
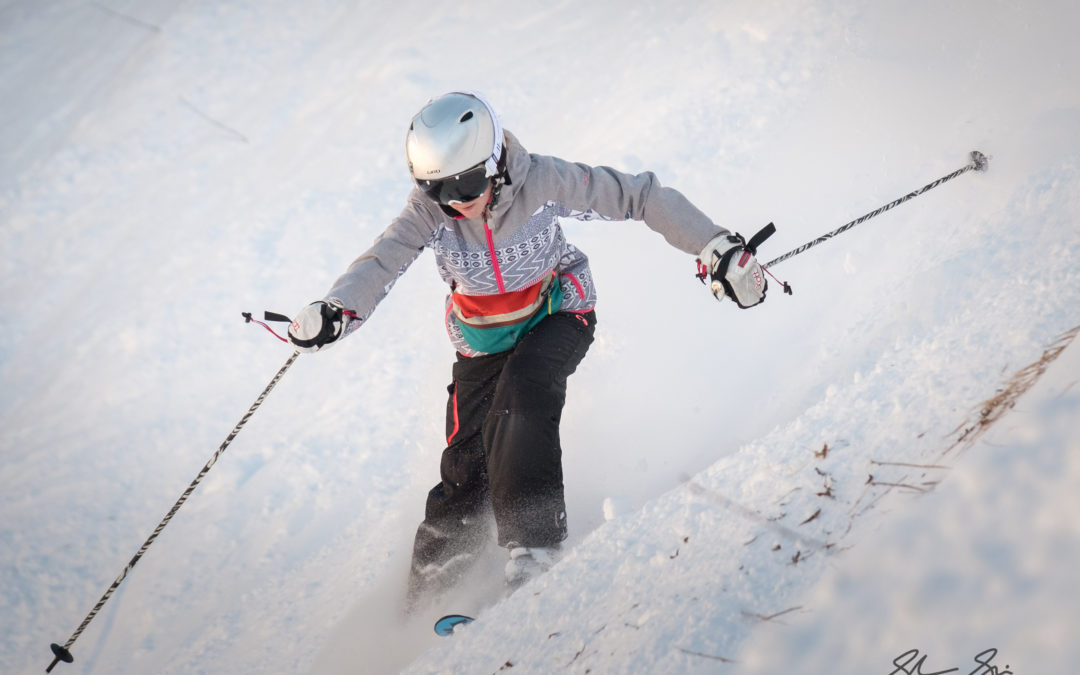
[46,349,301,672]
[764,150,989,269]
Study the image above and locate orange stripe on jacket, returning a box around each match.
[451,273,553,325]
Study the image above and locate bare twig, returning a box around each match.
[686,481,832,552]
[870,460,951,470]
[741,606,804,623]
[868,481,928,493]
[564,641,588,668]
[91,2,161,32]
[675,647,738,663]
[179,97,250,144]
[799,508,821,525]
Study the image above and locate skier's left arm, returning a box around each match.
[538,156,768,307]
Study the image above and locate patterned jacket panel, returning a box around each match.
[324,130,728,353]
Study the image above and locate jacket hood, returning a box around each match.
[494,129,530,211]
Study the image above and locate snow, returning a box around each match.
[2,1,1078,673]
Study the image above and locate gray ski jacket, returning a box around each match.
[324,130,730,356]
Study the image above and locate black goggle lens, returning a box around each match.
[418,164,491,205]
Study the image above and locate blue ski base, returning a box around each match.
[434,614,474,636]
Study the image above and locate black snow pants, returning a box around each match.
[407,310,595,602]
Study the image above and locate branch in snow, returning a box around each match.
[179,97,250,144]
[798,508,821,525]
[675,647,738,663]
[868,480,930,493]
[740,605,804,623]
[870,460,952,470]
[687,481,833,552]
[91,2,161,33]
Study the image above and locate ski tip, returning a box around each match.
[970,150,989,172]
[434,614,474,636]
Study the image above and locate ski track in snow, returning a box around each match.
[2,1,1079,674]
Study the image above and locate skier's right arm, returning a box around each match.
[288,195,438,353]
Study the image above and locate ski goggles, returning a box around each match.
[416,163,491,205]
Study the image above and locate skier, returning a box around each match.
[288,91,767,608]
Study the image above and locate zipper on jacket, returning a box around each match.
[483,209,507,294]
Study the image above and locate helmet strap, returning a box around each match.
[487,144,510,213]
[496,143,511,186]
[483,182,497,221]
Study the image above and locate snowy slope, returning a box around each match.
[407,328,1080,674]
[739,329,1080,674]
[2,1,1079,674]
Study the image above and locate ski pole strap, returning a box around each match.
[744,222,776,255]
[263,311,291,323]
[739,222,792,294]
[761,265,793,295]
[242,311,291,343]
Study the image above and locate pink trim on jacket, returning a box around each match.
[483,221,506,294]
[564,272,586,299]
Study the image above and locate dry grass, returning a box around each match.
[943,324,1080,457]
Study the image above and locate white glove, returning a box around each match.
[698,232,768,308]
[288,297,351,352]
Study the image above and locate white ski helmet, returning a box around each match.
[406,91,505,200]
